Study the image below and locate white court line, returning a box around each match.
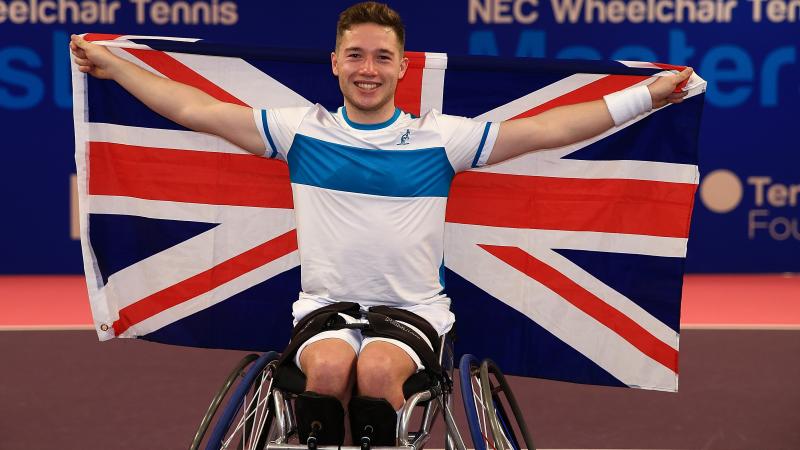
[681,324,800,331]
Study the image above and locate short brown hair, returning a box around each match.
[335,2,405,52]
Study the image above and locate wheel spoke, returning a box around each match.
[223,378,274,448]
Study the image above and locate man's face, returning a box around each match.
[331,23,409,118]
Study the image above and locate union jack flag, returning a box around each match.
[72,35,705,391]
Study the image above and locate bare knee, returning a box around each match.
[301,339,357,403]
[356,343,415,409]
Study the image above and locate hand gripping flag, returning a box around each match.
[72,35,706,391]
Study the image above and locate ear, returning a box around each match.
[331,51,339,76]
[398,55,409,80]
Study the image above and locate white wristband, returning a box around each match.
[603,85,653,126]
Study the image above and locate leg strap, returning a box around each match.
[277,302,361,368]
[349,396,397,447]
[363,306,442,375]
[295,391,345,447]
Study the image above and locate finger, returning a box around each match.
[670,67,693,93]
[667,92,689,103]
[73,35,87,49]
[73,57,92,66]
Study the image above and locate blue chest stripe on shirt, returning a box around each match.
[288,134,455,197]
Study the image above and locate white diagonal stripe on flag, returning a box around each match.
[473,74,607,121]
[446,223,681,344]
[168,52,313,108]
[119,248,299,338]
[97,207,295,312]
[444,227,678,391]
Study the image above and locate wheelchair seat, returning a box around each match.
[271,333,449,400]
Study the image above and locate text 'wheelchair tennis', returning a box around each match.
[190,316,535,450]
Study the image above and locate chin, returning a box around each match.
[348,95,391,113]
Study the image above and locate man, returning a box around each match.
[71,1,691,445]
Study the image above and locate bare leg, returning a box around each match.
[356,341,416,409]
[299,338,357,405]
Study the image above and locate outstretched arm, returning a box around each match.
[70,35,266,155]
[486,67,693,165]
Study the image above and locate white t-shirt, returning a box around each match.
[253,104,499,334]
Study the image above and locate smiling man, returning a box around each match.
[70,1,692,446]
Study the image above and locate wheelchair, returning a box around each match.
[189,325,535,450]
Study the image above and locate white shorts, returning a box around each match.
[292,294,455,373]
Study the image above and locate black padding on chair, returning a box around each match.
[349,396,397,446]
[273,363,307,394]
[295,391,345,446]
[402,371,435,399]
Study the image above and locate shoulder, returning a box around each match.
[256,104,318,125]
[419,109,481,133]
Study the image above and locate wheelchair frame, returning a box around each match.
[191,334,533,450]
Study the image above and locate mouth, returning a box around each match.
[354,81,381,91]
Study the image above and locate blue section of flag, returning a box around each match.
[142,266,301,350]
[87,77,190,130]
[553,249,684,332]
[447,268,627,387]
[88,214,219,286]
[564,95,703,165]
[288,134,454,197]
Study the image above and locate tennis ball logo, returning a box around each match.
[699,169,743,213]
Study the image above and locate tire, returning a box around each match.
[191,354,260,450]
[204,351,280,450]
[479,359,535,450]
[459,354,493,450]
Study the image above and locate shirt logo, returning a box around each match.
[397,129,411,145]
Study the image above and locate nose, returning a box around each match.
[359,56,377,76]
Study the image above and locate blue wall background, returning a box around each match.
[1,0,797,273]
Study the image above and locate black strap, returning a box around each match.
[362,306,442,375]
[277,302,361,367]
[278,302,445,377]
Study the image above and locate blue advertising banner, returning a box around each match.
[1,0,798,272]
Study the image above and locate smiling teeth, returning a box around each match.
[356,82,378,89]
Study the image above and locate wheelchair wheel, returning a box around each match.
[204,351,280,450]
[191,353,260,450]
[479,359,535,450]
[459,354,494,450]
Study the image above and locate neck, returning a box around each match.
[342,99,397,124]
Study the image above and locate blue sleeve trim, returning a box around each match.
[471,122,492,168]
[261,109,278,159]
